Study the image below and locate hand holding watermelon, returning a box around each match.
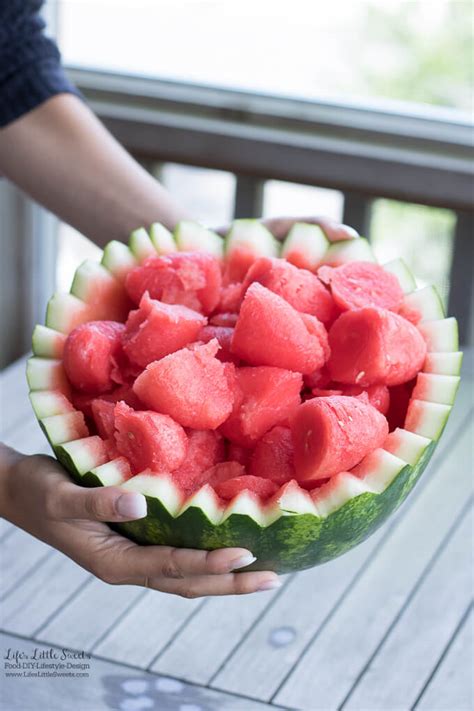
[0,443,280,596]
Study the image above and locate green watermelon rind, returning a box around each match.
[26,225,462,573]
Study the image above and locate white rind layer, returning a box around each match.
[403,285,445,322]
[175,220,224,257]
[418,318,459,352]
[32,325,66,358]
[322,237,375,266]
[281,223,329,269]
[129,227,157,262]
[101,240,138,280]
[225,219,279,259]
[150,222,177,254]
[382,258,416,294]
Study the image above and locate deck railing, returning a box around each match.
[69,67,473,344]
[1,68,472,368]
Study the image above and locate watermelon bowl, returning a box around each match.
[26,220,462,573]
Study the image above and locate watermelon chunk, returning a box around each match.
[232,283,330,374]
[291,395,389,480]
[91,399,116,439]
[198,325,237,363]
[215,475,279,501]
[311,388,344,398]
[220,366,302,447]
[72,383,142,420]
[328,307,427,386]
[206,461,246,488]
[337,383,390,414]
[250,426,295,484]
[226,442,253,467]
[114,401,187,474]
[133,340,235,429]
[63,321,125,393]
[122,292,206,368]
[172,429,225,495]
[318,261,403,313]
[125,252,222,314]
[215,283,244,314]
[243,257,336,323]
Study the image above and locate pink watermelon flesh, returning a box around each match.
[226,442,253,467]
[206,461,246,488]
[338,383,390,415]
[210,311,239,327]
[214,474,278,501]
[172,429,225,495]
[311,388,344,398]
[125,252,222,314]
[220,366,302,447]
[243,257,336,323]
[122,292,206,368]
[304,366,332,390]
[63,321,125,393]
[91,398,116,439]
[114,401,187,474]
[328,307,427,386]
[291,395,389,480]
[198,325,238,363]
[231,283,330,374]
[224,247,258,283]
[318,261,403,313]
[397,301,421,325]
[72,383,142,420]
[250,426,295,484]
[215,283,244,314]
[83,273,132,323]
[133,340,235,429]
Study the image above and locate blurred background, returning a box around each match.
[1,0,472,367]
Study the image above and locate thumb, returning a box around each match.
[53,482,147,522]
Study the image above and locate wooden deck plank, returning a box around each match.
[209,529,385,698]
[416,605,473,711]
[274,423,473,710]
[1,552,90,637]
[36,579,145,652]
[0,632,287,711]
[0,529,52,600]
[344,506,473,710]
[151,581,284,684]
[93,590,203,668]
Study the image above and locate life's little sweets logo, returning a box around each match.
[3,646,91,679]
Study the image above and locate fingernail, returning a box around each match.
[229,553,257,571]
[257,578,282,592]
[116,493,147,519]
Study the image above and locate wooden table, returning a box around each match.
[1,354,472,711]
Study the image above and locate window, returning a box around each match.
[59,0,471,114]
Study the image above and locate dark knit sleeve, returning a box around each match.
[0,0,81,128]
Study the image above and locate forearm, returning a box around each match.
[0,94,188,246]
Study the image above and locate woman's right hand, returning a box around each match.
[0,445,281,598]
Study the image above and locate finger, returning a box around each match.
[106,544,259,583]
[148,571,282,598]
[48,481,147,522]
[260,216,359,242]
[317,218,359,242]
